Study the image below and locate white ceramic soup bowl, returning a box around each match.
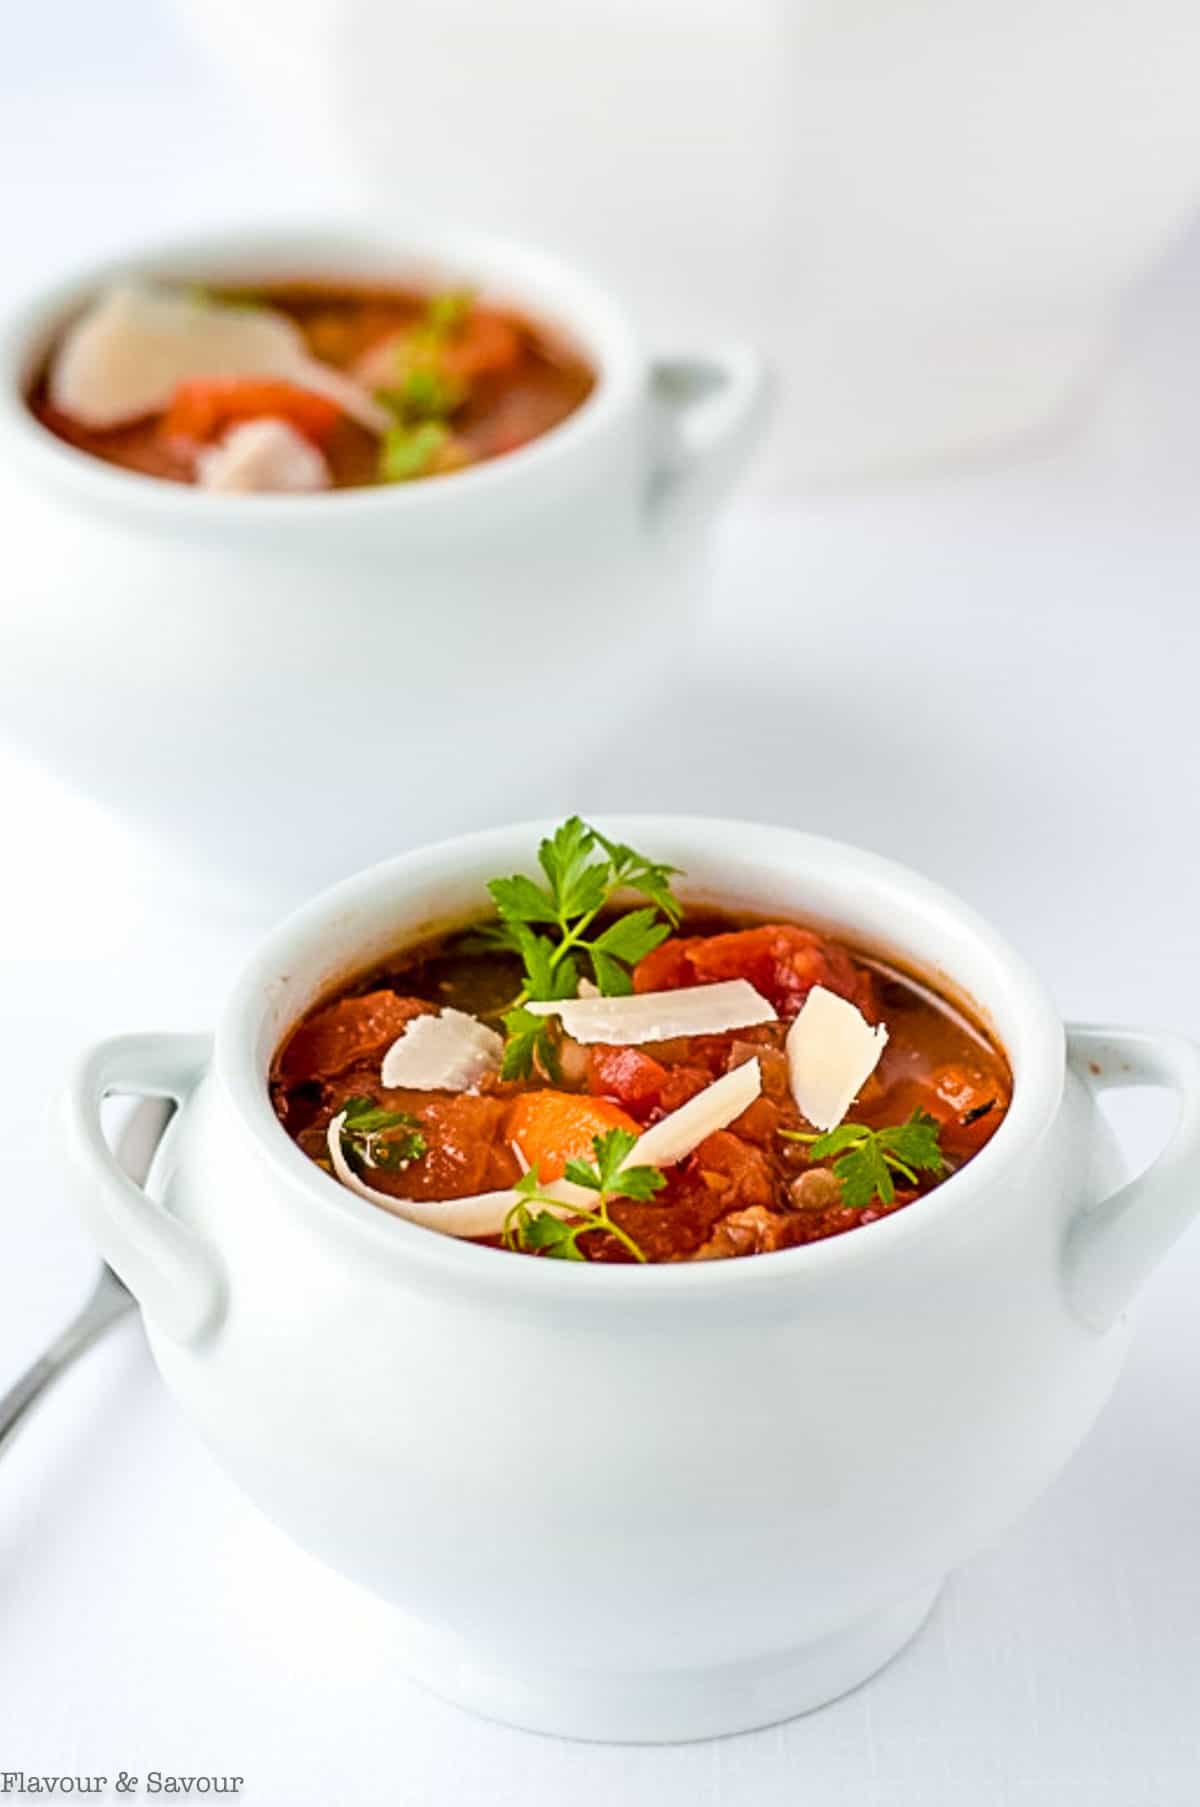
[0,230,766,904]
[61,818,1200,1742]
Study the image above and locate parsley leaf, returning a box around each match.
[537,817,610,923]
[520,1210,586,1259]
[591,830,684,928]
[833,1137,895,1211]
[875,1111,946,1178]
[781,1110,945,1211]
[377,362,466,423]
[485,817,683,1015]
[379,420,454,483]
[563,1128,667,1204]
[340,1095,427,1172]
[500,1005,559,1082]
[377,292,476,434]
[591,907,673,967]
[424,289,474,339]
[490,875,561,926]
[504,1134,665,1263]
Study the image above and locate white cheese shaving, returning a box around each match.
[197,419,330,493]
[631,1058,762,1169]
[524,980,775,1045]
[49,283,389,433]
[785,986,888,1132]
[380,1009,503,1092]
[326,1113,587,1237]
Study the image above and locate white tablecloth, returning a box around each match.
[2,3,1199,1801]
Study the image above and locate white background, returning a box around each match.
[2,2,1199,1802]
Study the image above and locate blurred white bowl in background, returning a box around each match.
[174,0,1200,486]
[0,223,767,909]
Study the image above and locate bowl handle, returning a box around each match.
[646,343,771,529]
[60,1033,223,1343]
[1063,1025,1200,1330]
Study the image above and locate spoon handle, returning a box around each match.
[0,1098,173,1455]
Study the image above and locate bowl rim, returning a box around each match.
[214,814,1066,1305]
[0,218,642,530]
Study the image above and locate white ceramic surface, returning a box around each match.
[0,228,767,905]
[174,0,1200,485]
[59,818,1200,1741]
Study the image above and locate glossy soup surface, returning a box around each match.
[29,281,595,488]
[271,911,1012,1264]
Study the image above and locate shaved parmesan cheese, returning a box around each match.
[631,1059,762,1169]
[380,1009,503,1091]
[49,283,389,433]
[197,419,330,494]
[524,980,775,1045]
[326,1113,588,1237]
[786,986,888,1132]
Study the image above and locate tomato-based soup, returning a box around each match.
[28,280,595,491]
[272,832,1012,1265]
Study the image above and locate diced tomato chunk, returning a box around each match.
[875,1065,1008,1160]
[505,1091,641,1181]
[727,1094,785,1147]
[276,990,432,1083]
[927,1063,1009,1157]
[161,378,343,447]
[656,1065,713,1115]
[690,1130,775,1210]
[633,938,699,994]
[587,1044,669,1118]
[635,925,875,1020]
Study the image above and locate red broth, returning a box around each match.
[271,909,1011,1264]
[28,281,595,489]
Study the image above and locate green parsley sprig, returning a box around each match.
[781,1110,945,1210]
[378,420,458,482]
[504,1129,665,1263]
[339,1095,427,1173]
[482,818,683,1079]
[376,289,477,481]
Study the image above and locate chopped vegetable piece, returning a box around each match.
[162,376,342,447]
[635,923,876,1020]
[504,1091,641,1182]
[632,1059,762,1171]
[438,309,521,380]
[276,990,433,1083]
[327,1113,536,1235]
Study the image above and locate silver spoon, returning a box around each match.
[0,1096,173,1454]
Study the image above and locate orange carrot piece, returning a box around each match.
[505,1091,641,1182]
[161,377,343,447]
